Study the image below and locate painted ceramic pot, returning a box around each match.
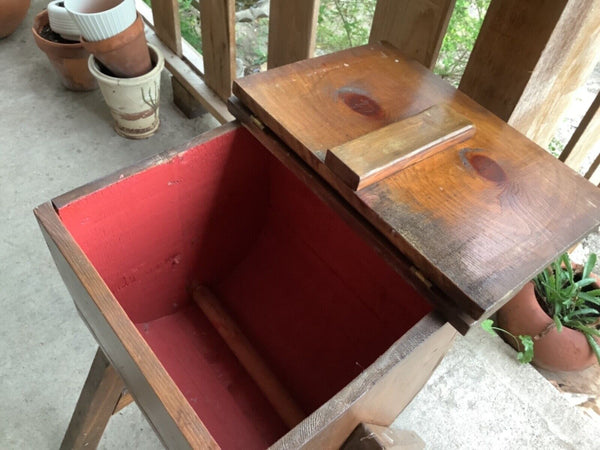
[0,0,31,38]
[88,43,164,139]
[497,281,597,371]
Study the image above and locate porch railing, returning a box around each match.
[136,0,600,184]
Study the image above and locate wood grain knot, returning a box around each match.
[337,87,384,119]
[461,149,506,183]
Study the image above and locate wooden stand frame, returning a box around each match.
[37,122,458,449]
[60,348,133,450]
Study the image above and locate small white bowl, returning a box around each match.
[47,0,80,41]
[64,0,136,42]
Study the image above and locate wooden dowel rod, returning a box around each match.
[192,285,306,429]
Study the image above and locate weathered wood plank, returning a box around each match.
[233,42,600,320]
[325,104,474,190]
[200,0,236,100]
[271,317,456,449]
[460,0,566,123]
[35,202,220,449]
[561,91,600,176]
[150,0,182,56]
[369,0,455,69]
[228,96,474,334]
[267,0,320,69]
[508,0,600,146]
[60,348,125,450]
[460,0,600,148]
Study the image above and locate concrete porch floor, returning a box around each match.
[2,2,600,448]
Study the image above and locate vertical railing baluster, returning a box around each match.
[370,0,455,69]
[200,0,236,100]
[560,92,600,180]
[151,0,182,56]
[460,0,600,149]
[267,0,320,69]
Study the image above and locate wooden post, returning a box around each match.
[560,91,600,176]
[460,0,600,148]
[267,0,320,69]
[60,348,126,450]
[369,0,455,69]
[200,0,236,100]
[150,0,182,56]
[192,285,306,429]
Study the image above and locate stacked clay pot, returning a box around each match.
[64,0,151,77]
[32,10,97,91]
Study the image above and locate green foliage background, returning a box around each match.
[144,0,491,85]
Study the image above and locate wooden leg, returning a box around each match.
[172,76,208,118]
[60,348,127,450]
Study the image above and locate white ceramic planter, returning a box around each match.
[47,0,80,41]
[88,43,163,139]
[64,0,136,42]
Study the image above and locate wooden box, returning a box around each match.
[35,43,600,449]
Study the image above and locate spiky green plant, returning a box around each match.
[483,252,600,365]
[533,252,600,363]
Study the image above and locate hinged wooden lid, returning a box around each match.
[232,42,600,324]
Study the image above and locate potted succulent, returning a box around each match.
[483,252,600,371]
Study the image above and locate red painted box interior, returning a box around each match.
[57,127,433,449]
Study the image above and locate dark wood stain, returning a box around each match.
[461,149,506,183]
[337,87,384,119]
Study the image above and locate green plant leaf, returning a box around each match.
[578,291,600,305]
[563,253,574,284]
[517,335,534,363]
[583,253,597,279]
[569,307,599,318]
[481,319,497,336]
[576,277,597,289]
[553,315,563,332]
[585,333,600,365]
[574,324,600,337]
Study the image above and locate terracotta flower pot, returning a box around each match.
[497,282,597,371]
[32,10,97,91]
[0,0,31,38]
[81,13,151,78]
